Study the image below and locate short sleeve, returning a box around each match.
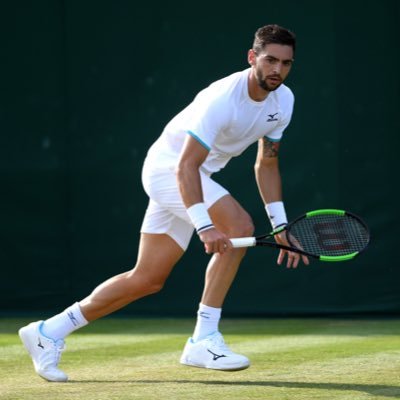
[185,91,229,151]
[265,87,295,142]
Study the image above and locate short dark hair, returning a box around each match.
[252,24,296,54]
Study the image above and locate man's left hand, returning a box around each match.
[275,231,309,268]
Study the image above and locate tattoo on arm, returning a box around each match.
[262,137,280,158]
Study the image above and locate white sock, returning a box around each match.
[41,302,88,340]
[192,303,222,342]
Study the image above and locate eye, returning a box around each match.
[265,57,277,64]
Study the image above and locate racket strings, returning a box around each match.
[288,214,369,256]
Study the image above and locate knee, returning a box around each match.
[241,216,255,237]
[127,270,165,297]
[143,279,164,295]
[226,213,255,237]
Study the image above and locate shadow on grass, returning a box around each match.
[69,379,400,398]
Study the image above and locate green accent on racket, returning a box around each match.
[306,209,346,218]
[319,252,360,262]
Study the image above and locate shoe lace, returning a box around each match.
[210,333,233,354]
[41,339,66,369]
[54,340,66,366]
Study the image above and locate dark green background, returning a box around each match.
[1,1,398,316]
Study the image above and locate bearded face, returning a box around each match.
[250,44,294,93]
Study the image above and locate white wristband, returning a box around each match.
[186,203,214,234]
[265,201,288,229]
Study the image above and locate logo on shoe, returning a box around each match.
[207,349,227,361]
[37,338,44,349]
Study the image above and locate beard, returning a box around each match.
[255,67,282,92]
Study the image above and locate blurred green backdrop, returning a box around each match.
[1,0,399,316]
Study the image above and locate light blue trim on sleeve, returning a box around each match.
[187,131,211,151]
[264,135,281,142]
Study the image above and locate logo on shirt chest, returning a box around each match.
[267,112,279,122]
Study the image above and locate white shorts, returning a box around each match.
[140,165,229,250]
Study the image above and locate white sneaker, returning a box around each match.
[19,321,68,382]
[180,332,250,371]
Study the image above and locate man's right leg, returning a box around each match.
[19,233,184,382]
[79,233,184,321]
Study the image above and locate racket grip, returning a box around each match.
[229,237,257,248]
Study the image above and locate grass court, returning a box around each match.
[1,317,399,400]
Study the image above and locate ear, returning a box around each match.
[248,49,256,66]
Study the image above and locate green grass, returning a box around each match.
[1,318,399,400]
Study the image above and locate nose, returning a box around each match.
[273,62,282,75]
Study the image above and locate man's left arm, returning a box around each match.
[254,137,283,206]
[254,137,309,268]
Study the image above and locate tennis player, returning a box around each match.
[19,24,308,382]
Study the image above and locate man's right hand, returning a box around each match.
[199,228,232,255]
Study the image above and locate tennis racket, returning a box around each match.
[230,209,370,262]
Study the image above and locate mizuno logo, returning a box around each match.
[67,311,79,326]
[37,338,44,349]
[207,349,227,361]
[267,113,278,122]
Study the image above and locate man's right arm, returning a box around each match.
[176,135,231,254]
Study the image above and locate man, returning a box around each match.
[19,24,308,382]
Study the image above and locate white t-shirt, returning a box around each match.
[144,68,294,175]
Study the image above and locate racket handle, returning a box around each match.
[230,237,256,248]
